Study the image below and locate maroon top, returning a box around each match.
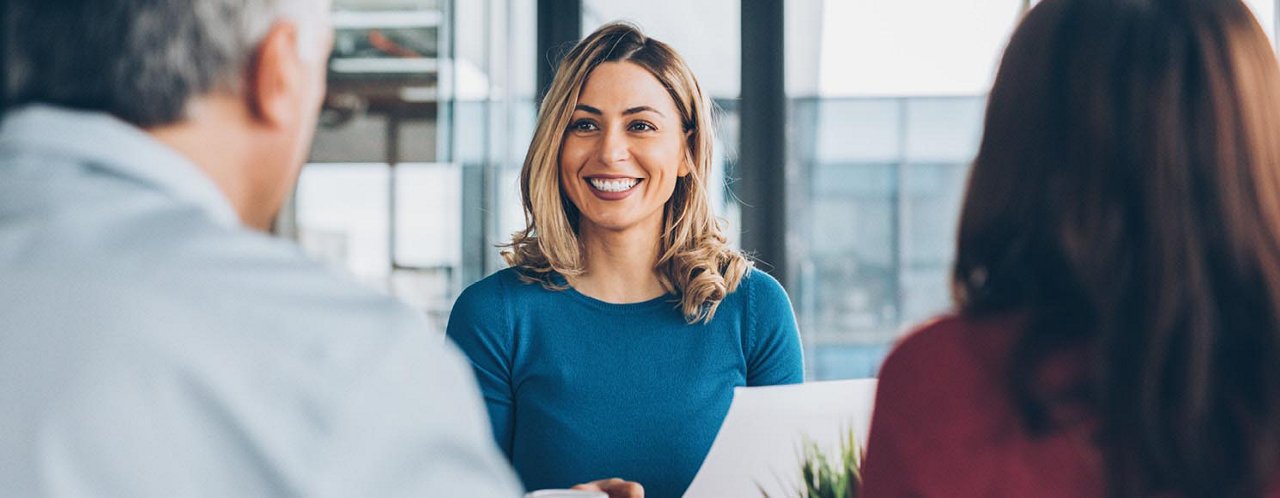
[860,313,1280,497]
[860,313,1107,498]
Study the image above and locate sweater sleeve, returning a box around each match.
[445,273,517,459]
[744,269,805,386]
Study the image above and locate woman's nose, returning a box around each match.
[596,127,630,164]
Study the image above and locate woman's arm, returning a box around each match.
[744,269,805,386]
[445,276,517,459]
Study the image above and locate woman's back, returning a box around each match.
[863,315,1280,497]
[861,0,1280,496]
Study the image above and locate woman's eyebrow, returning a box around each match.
[572,104,666,118]
[624,106,664,117]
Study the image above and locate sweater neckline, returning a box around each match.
[551,273,678,314]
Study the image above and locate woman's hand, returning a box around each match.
[572,478,644,498]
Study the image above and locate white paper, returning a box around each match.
[683,379,878,498]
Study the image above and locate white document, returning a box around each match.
[683,379,878,498]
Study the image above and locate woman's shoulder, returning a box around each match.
[704,267,789,316]
[711,268,797,332]
[863,312,1066,497]
[448,268,554,338]
[467,266,556,293]
[739,266,782,290]
[885,313,1022,365]
[887,315,974,358]
[732,267,788,303]
[868,313,1029,458]
[877,312,1025,401]
[459,267,519,294]
[455,267,566,310]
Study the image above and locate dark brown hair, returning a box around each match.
[955,0,1280,496]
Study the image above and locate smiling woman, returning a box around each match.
[445,22,805,498]
[558,62,691,280]
[508,22,742,323]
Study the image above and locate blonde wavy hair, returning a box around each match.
[502,22,751,324]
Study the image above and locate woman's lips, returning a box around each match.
[586,177,641,200]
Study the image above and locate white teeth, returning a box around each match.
[588,178,640,193]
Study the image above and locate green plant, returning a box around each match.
[760,428,863,498]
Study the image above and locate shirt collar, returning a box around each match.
[0,104,241,228]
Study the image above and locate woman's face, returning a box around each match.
[559,61,689,237]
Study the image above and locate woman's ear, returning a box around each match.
[679,135,694,177]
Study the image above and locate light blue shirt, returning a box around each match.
[0,105,522,497]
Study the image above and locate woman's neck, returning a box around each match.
[570,219,667,304]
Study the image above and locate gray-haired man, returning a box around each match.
[0,1,640,496]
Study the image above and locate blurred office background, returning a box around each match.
[280,0,1280,380]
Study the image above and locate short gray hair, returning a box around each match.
[5,0,329,127]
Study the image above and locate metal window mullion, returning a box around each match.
[536,0,582,104]
[1,1,7,118]
[481,0,500,277]
[891,98,908,329]
[386,109,401,276]
[740,0,789,287]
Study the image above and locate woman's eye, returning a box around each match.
[569,120,598,132]
[629,121,656,132]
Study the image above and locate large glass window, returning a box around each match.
[794,0,1280,380]
[284,0,535,331]
[788,1,1023,379]
[282,0,1280,376]
[791,96,984,379]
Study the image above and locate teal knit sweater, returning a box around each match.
[446,267,804,498]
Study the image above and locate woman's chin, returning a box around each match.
[581,218,639,234]
[578,212,658,235]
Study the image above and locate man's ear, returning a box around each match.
[245,22,303,127]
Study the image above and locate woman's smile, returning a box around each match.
[586,176,643,200]
[559,61,688,232]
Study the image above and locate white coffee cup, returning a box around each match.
[523,490,608,498]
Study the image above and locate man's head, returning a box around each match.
[6,0,334,230]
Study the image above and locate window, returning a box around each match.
[286,0,1280,374]
[793,0,1280,380]
[285,0,535,331]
